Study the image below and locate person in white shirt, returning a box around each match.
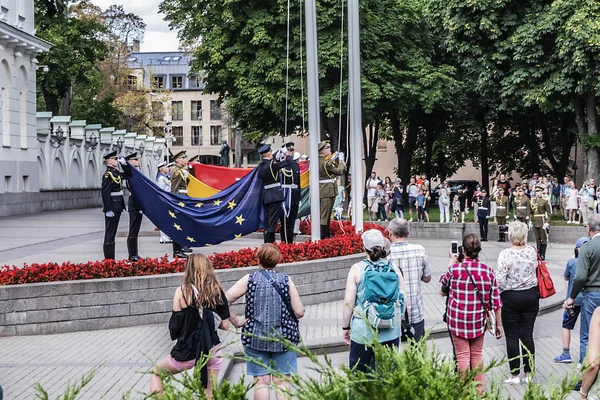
[365,171,380,221]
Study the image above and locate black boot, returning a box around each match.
[320,224,328,240]
[173,242,188,258]
[540,243,547,261]
[264,232,276,243]
[103,242,115,260]
[182,246,193,253]
[127,237,140,262]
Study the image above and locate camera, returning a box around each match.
[566,307,577,318]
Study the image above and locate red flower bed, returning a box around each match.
[0,221,383,285]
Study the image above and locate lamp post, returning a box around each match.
[149,92,171,161]
[138,141,145,157]
[84,132,98,152]
[50,126,65,148]
[116,136,124,153]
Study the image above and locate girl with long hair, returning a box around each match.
[150,254,231,398]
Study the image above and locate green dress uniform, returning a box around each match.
[170,162,190,257]
[514,195,531,222]
[495,194,509,242]
[531,195,552,259]
[319,155,346,239]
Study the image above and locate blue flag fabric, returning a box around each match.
[126,164,264,247]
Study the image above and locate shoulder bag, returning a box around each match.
[534,247,556,299]
[259,270,298,320]
[461,263,496,335]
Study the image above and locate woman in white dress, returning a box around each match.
[566,181,580,224]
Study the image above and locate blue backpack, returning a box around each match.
[357,259,403,329]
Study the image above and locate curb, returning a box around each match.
[218,295,565,382]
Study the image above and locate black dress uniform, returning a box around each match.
[280,143,301,243]
[257,144,290,243]
[477,192,491,241]
[122,153,143,261]
[101,151,125,260]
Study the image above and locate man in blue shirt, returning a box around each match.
[555,237,590,364]
[560,177,570,220]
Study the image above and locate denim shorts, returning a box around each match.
[562,306,581,330]
[243,346,297,376]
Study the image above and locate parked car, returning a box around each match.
[430,180,480,206]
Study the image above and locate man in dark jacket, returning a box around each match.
[256,144,290,243]
[101,150,125,260]
[280,142,301,243]
[477,189,491,241]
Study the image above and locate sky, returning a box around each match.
[89,0,180,52]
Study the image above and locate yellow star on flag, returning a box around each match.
[213,199,222,206]
[235,215,245,225]
[174,223,182,231]
[227,200,237,210]
[186,236,196,243]
[195,202,203,208]
[234,233,242,239]
[168,211,177,219]
[178,202,185,207]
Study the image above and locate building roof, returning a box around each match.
[127,52,191,68]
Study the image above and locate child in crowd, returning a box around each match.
[416,189,426,222]
[554,237,590,365]
[452,194,461,223]
[375,183,387,221]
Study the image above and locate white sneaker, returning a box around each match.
[522,376,532,384]
[504,376,521,384]
[409,218,413,222]
[567,220,572,224]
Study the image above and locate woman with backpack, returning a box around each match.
[341,229,405,373]
[226,243,305,400]
[439,234,503,394]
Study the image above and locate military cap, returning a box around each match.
[535,185,544,191]
[188,155,199,163]
[258,144,272,154]
[103,150,117,160]
[124,152,138,161]
[480,189,487,194]
[167,162,175,168]
[318,140,330,151]
[284,141,295,151]
[157,161,168,169]
[170,150,187,162]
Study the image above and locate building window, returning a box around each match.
[191,100,202,120]
[190,75,204,89]
[210,100,221,120]
[153,75,165,89]
[152,102,164,121]
[247,151,260,164]
[171,101,183,121]
[191,126,202,146]
[172,126,183,146]
[210,125,222,145]
[171,75,183,89]
[127,75,137,89]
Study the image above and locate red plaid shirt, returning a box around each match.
[439,258,502,339]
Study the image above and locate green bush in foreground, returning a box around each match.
[35,338,582,399]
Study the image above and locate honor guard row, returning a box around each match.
[101,151,144,261]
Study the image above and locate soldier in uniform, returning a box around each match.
[531,185,552,260]
[101,150,126,260]
[280,142,301,243]
[122,153,143,261]
[256,144,290,243]
[170,150,193,258]
[514,186,531,223]
[477,189,491,241]
[318,140,346,239]
[495,187,510,242]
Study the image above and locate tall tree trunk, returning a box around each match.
[424,122,435,181]
[43,90,59,116]
[398,118,419,188]
[480,120,489,191]
[60,87,71,116]
[585,93,600,181]
[234,129,242,168]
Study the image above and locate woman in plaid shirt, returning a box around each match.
[440,234,503,394]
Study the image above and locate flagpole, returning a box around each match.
[348,0,363,233]
[305,0,321,241]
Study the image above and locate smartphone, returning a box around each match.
[451,241,458,255]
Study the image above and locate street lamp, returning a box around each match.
[138,141,145,157]
[149,92,172,161]
[115,136,124,152]
[153,146,163,161]
[84,132,98,152]
[50,126,65,148]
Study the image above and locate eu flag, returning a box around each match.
[126,164,264,247]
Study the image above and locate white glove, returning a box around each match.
[118,156,126,165]
[139,210,143,215]
[528,221,533,229]
[338,152,345,162]
[513,215,517,220]
[106,211,115,218]
[543,223,549,230]
[526,216,530,220]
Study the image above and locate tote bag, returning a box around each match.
[535,247,556,299]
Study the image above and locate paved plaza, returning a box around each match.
[0,208,594,399]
